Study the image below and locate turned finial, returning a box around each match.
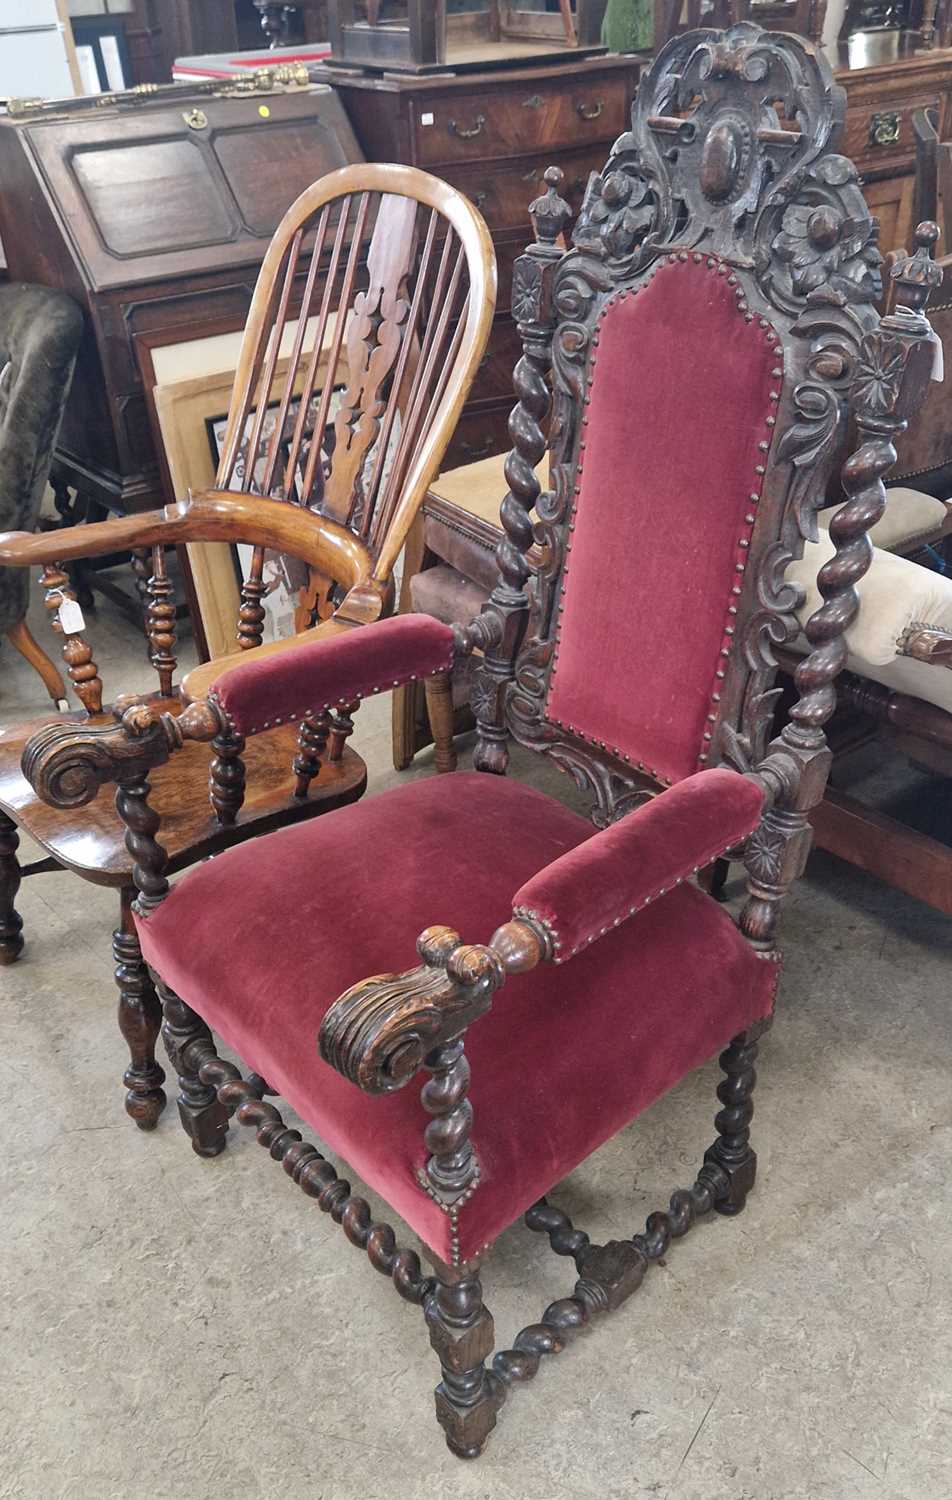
[529,166,571,249]
[890,221,943,316]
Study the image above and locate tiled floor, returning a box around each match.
[1,584,950,1500]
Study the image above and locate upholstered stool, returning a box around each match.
[392,452,950,772]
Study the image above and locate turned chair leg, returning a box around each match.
[158,979,229,1157]
[425,1259,500,1458]
[113,890,166,1129]
[704,1028,760,1216]
[0,811,24,965]
[5,619,68,707]
[424,670,458,774]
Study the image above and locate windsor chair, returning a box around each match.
[0,162,495,1134]
[19,25,937,1458]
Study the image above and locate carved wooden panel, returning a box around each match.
[480,23,888,826]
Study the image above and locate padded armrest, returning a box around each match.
[512,769,765,964]
[787,531,952,667]
[209,613,456,736]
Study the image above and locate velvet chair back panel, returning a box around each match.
[0,284,83,632]
[545,256,782,787]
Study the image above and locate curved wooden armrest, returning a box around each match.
[318,919,548,1095]
[0,489,372,594]
[898,624,952,668]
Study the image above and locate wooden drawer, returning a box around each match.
[444,143,607,233]
[413,73,629,166]
[443,400,512,469]
[845,90,942,176]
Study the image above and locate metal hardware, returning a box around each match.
[576,100,604,121]
[184,108,208,131]
[868,111,901,148]
[522,94,544,108]
[448,115,486,140]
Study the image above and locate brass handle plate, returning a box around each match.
[448,114,486,140]
[576,100,604,122]
[868,111,901,148]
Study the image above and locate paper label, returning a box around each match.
[58,598,86,635]
[421,111,434,125]
[930,329,944,383]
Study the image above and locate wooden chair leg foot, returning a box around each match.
[426,1262,500,1459]
[424,671,458,774]
[0,813,25,965]
[158,980,229,1157]
[705,1030,759,1217]
[114,911,167,1129]
[5,619,68,707]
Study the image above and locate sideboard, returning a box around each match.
[833,31,952,251]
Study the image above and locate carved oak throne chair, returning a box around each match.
[0,162,494,1128]
[20,27,937,1458]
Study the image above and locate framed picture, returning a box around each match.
[147,325,339,660]
[206,389,343,647]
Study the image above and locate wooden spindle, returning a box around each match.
[237,547,267,650]
[292,710,331,798]
[145,545,177,698]
[283,200,354,496]
[327,700,359,761]
[40,561,103,714]
[299,191,374,510]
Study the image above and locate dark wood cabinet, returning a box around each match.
[326,53,639,468]
[832,34,952,252]
[0,81,362,517]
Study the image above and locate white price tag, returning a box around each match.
[421,111,434,126]
[930,329,944,384]
[58,597,86,635]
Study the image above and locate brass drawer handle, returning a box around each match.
[868,110,901,148]
[522,94,544,108]
[460,437,493,460]
[472,190,488,208]
[576,100,604,122]
[449,114,486,140]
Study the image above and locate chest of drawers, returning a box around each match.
[326,54,640,468]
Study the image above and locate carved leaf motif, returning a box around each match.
[852,331,908,416]
[512,257,544,324]
[745,820,786,884]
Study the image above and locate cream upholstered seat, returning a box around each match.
[857,486,948,552]
[786,529,952,714]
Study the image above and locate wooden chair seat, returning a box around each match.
[0,703,365,886]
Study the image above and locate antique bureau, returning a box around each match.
[0,77,362,525]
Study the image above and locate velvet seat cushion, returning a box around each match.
[137,772,779,1264]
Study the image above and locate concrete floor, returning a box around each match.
[1,586,951,1500]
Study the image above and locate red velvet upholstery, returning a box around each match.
[513,768,764,960]
[210,614,455,735]
[546,257,782,786]
[137,772,779,1264]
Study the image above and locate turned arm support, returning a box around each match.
[319,769,765,1094]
